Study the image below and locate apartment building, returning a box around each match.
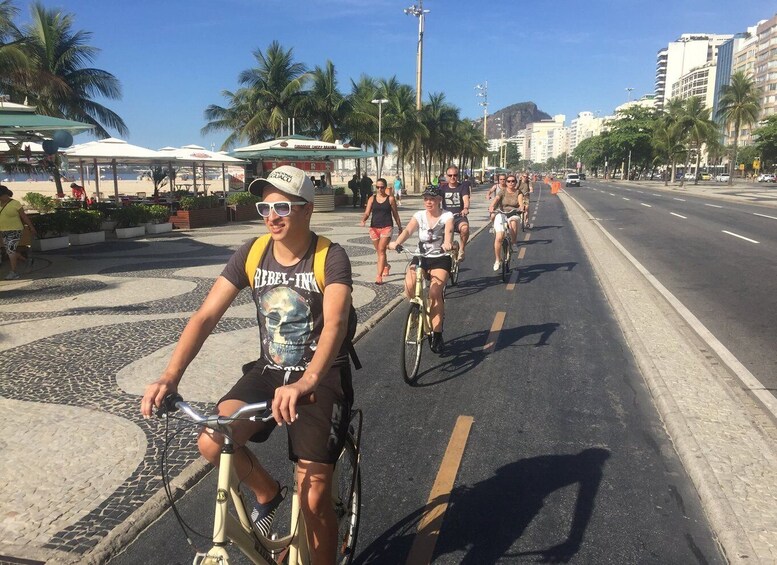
[527,115,566,163]
[655,33,733,111]
[755,14,777,119]
[671,62,718,108]
[569,111,609,154]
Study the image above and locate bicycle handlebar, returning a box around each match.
[394,244,453,258]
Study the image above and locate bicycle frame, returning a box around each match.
[409,264,431,339]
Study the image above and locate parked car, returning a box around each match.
[757,174,775,182]
[715,173,730,182]
[697,172,711,181]
[565,173,581,187]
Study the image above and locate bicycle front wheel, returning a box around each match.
[335,434,361,565]
[449,241,460,287]
[501,239,511,283]
[400,303,423,383]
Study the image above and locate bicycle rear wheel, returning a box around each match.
[501,238,511,283]
[400,303,423,383]
[521,209,529,231]
[335,434,360,565]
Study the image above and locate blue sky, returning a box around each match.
[16,0,771,150]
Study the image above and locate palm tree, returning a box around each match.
[376,76,425,181]
[14,2,127,138]
[302,60,346,143]
[237,40,309,138]
[420,92,459,182]
[679,96,717,186]
[654,99,687,186]
[342,75,378,176]
[202,87,267,149]
[0,0,27,93]
[717,71,761,185]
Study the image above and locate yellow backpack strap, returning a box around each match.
[313,235,331,293]
[244,234,272,289]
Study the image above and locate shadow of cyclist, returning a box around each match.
[434,448,611,564]
[516,262,576,285]
[496,322,560,350]
[411,328,489,387]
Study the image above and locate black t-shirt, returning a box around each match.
[221,235,352,371]
[441,181,471,214]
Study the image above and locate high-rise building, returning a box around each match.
[671,62,718,108]
[527,115,566,163]
[569,111,609,154]
[755,14,777,119]
[655,34,733,111]
[713,27,759,127]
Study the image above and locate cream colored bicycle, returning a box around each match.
[156,393,361,565]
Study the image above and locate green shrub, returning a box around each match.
[112,205,149,228]
[145,204,170,223]
[89,202,116,219]
[227,191,260,206]
[31,211,69,237]
[179,195,220,210]
[23,192,58,214]
[333,186,345,195]
[173,189,191,199]
[67,209,103,234]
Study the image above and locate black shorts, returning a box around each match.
[218,361,353,464]
[453,215,469,233]
[411,255,452,274]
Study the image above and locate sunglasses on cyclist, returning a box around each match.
[507,179,517,183]
[255,200,307,218]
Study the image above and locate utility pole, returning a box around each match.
[475,81,488,177]
[626,87,634,102]
[405,1,429,193]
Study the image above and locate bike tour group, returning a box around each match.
[140,163,533,564]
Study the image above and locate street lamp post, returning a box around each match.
[371,98,389,179]
[475,82,488,177]
[404,1,429,193]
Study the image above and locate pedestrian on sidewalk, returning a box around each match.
[360,178,402,284]
[393,175,403,206]
[0,185,36,280]
[348,174,359,207]
[359,173,373,208]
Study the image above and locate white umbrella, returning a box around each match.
[64,138,170,202]
[157,145,246,196]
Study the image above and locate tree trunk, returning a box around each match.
[729,122,739,186]
[670,160,677,187]
[694,149,702,185]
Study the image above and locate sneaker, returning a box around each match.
[4,271,20,280]
[493,261,501,272]
[251,484,285,537]
[430,332,444,354]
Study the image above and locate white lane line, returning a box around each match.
[722,230,759,244]
[640,203,652,208]
[634,190,644,194]
[622,197,630,201]
[705,203,723,209]
[670,212,687,219]
[608,192,615,196]
[673,197,686,201]
[753,212,777,221]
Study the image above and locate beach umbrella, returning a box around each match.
[64,138,170,202]
[158,145,246,197]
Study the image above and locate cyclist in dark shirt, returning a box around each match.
[440,165,471,262]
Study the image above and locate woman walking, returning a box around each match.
[360,178,402,284]
[0,185,36,280]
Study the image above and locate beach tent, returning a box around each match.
[63,138,171,202]
[157,145,246,196]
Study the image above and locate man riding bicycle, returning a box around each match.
[440,165,471,262]
[488,174,522,271]
[140,166,355,565]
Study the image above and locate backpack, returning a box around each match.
[244,234,361,369]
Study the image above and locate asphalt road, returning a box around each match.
[109,188,723,564]
[570,179,777,396]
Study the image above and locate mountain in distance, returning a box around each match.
[474,102,551,139]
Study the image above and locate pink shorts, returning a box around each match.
[369,226,393,240]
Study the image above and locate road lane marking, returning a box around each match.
[524,233,531,241]
[722,230,759,244]
[640,203,652,208]
[608,192,615,196]
[753,212,777,221]
[670,212,687,219]
[622,197,630,201]
[506,268,519,291]
[517,247,526,260]
[705,203,723,208]
[482,311,506,351]
[406,415,474,565]
[673,197,686,201]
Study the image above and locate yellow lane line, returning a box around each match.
[523,232,531,241]
[482,311,505,351]
[406,415,474,565]
[517,247,526,260]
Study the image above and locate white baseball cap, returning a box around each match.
[248,165,315,202]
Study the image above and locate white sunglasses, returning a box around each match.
[255,200,307,218]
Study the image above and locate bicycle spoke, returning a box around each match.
[335,436,361,565]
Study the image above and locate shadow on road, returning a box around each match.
[355,448,611,564]
[496,322,560,350]
[516,262,576,285]
[410,329,490,387]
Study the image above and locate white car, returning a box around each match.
[565,173,581,187]
[757,174,775,182]
[715,173,730,182]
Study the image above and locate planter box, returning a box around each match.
[313,193,335,213]
[145,222,173,235]
[170,208,228,229]
[69,231,106,246]
[100,220,118,231]
[334,194,351,208]
[32,235,70,251]
[115,226,146,239]
[228,204,259,222]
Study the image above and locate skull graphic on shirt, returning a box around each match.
[258,286,312,367]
